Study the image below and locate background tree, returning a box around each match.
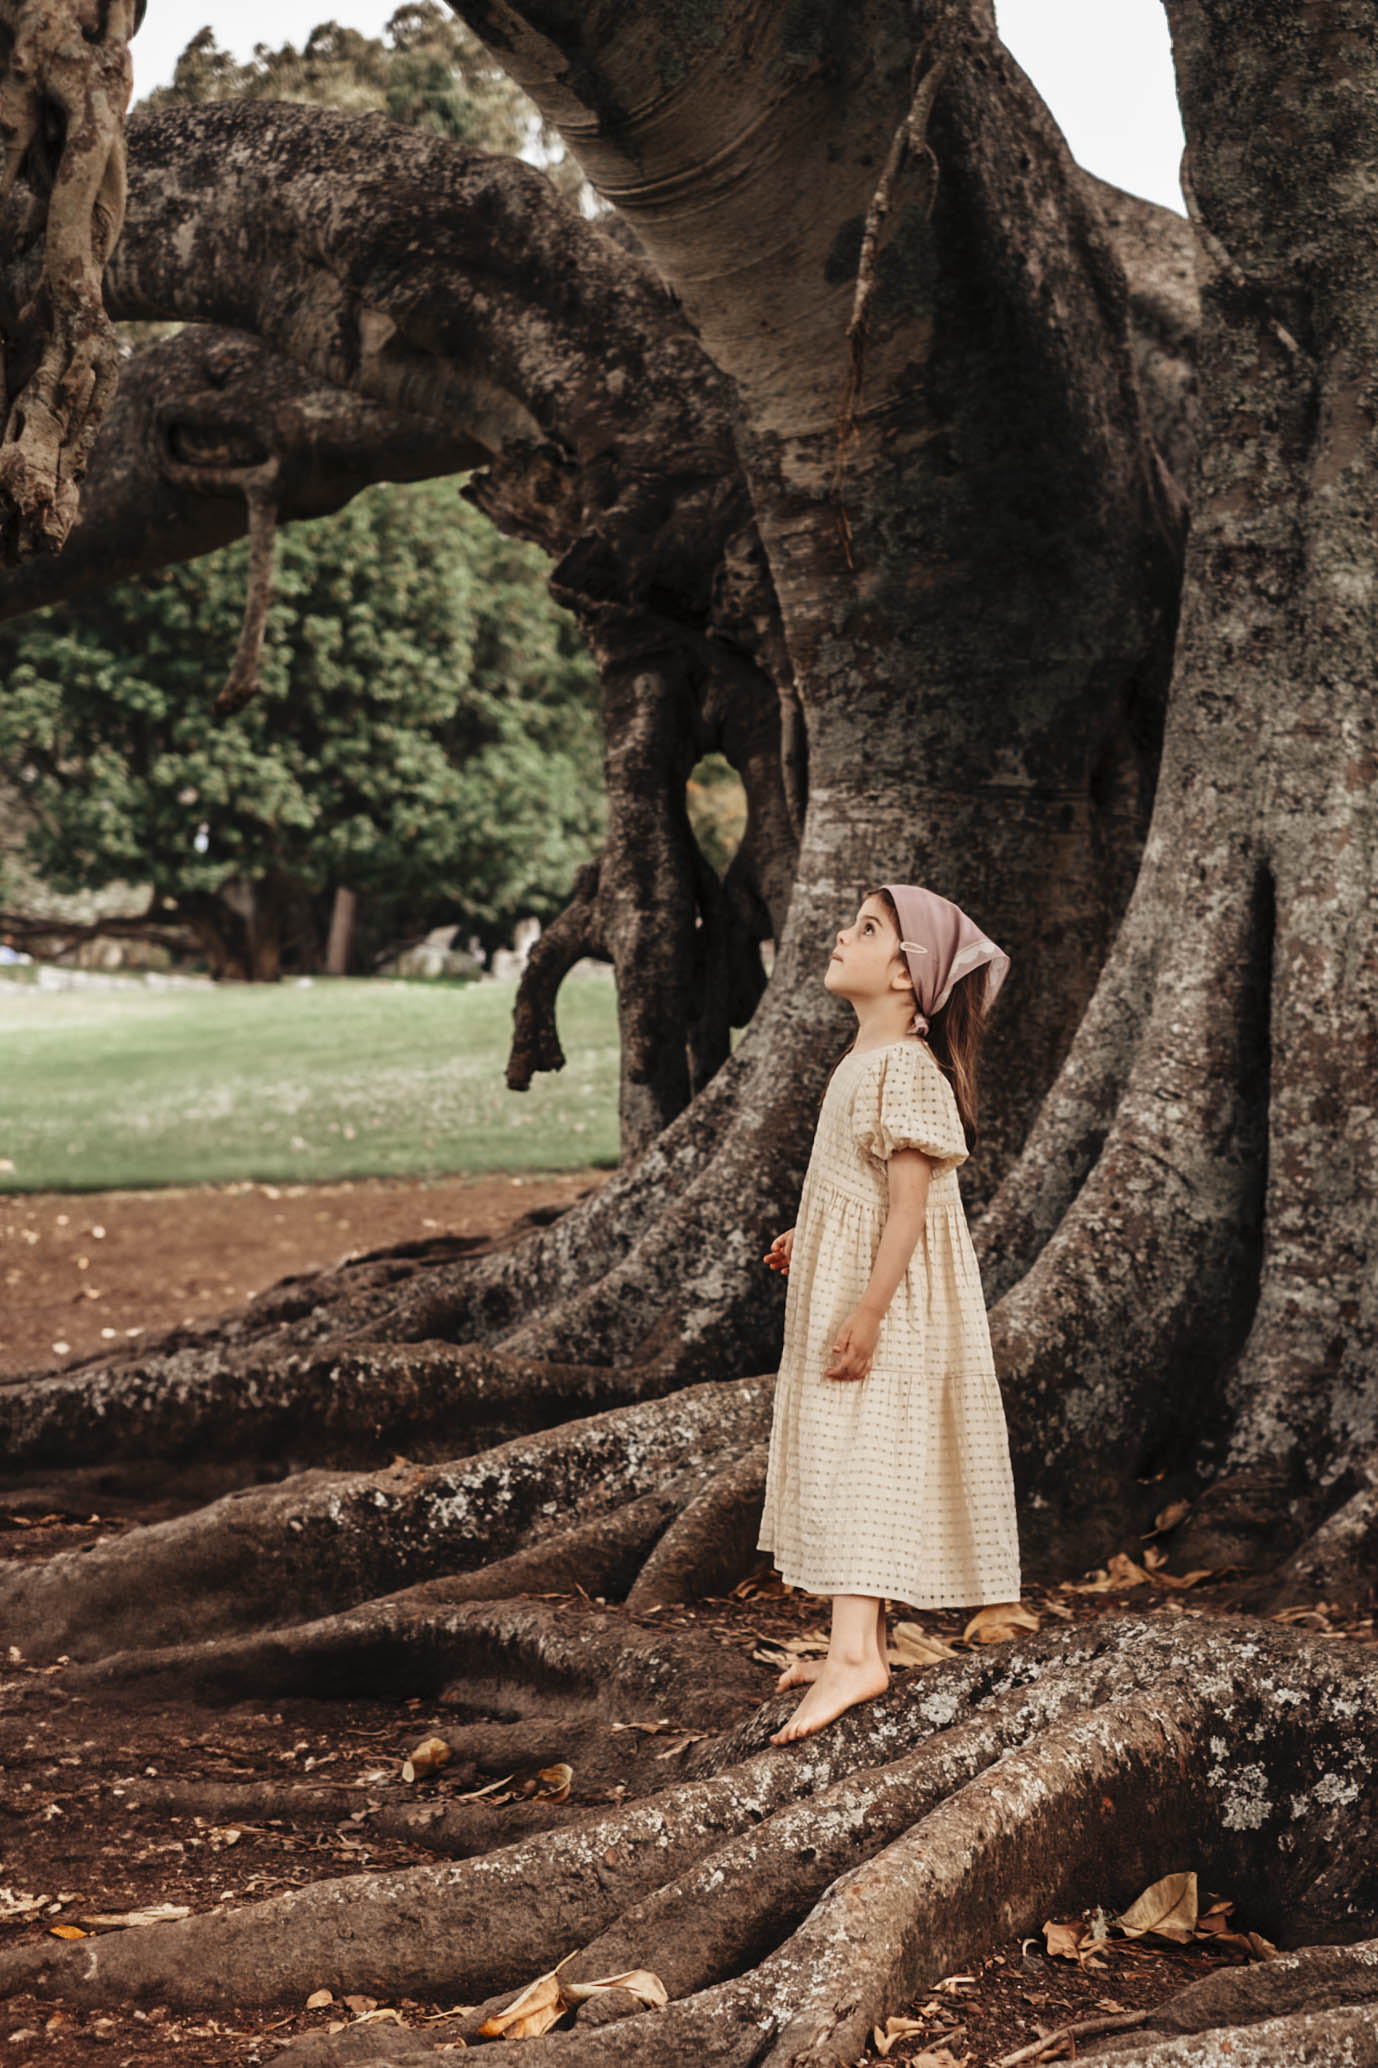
[0,475,603,977]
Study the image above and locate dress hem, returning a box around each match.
[762,1551,1020,1610]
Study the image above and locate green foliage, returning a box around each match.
[686,752,748,876]
[0,479,604,942]
[137,3,587,205]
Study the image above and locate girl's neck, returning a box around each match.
[849,998,919,1055]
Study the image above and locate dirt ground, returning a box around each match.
[0,1171,611,1379]
[2,1178,1375,2067]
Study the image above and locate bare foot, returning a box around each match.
[775,1657,823,1691]
[770,1654,891,1744]
[776,1603,891,1694]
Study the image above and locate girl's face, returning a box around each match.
[824,895,913,1007]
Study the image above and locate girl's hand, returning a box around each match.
[763,1227,796,1275]
[826,1307,880,1382]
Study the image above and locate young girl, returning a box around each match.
[757,883,1022,1746]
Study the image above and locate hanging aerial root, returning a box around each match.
[507,857,607,1090]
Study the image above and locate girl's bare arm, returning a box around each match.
[826,1150,931,1379]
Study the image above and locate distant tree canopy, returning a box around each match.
[0,477,604,977]
[138,3,585,201]
[0,3,609,979]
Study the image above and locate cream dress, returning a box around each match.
[757,1037,1021,1608]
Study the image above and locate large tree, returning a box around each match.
[2,3,1377,2063]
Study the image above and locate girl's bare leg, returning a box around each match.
[775,1599,889,1691]
[770,1594,890,1745]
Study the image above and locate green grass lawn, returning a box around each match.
[0,970,620,1192]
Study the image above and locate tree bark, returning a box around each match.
[325,885,357,976]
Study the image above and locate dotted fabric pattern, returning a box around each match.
[757,1037,1022,1608]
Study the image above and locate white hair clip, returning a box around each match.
[899,939,929,954]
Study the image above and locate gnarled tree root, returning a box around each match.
[0,1333,689,1476]
[0,1378,770,1660]
[5,1613,1373,2068]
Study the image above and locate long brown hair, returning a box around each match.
[863,885,994,1153]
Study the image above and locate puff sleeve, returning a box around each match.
[853,1046,969,1176]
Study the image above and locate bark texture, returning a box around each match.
[0,0,138,557]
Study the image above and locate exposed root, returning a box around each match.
[1093,2002,1378,2066]
[624,1446,767,1612]
[1083,1936,1378,2057]
[1244,1456,1378,1617]
[0,1378,769,1661]
[0,1333,690,1474]
[7,1613,1370,2049]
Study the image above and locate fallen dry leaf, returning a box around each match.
[536,1763,573,1803]
[1147,1564,1216,1591]
[652,1732,709,1758]
[609,1719,673,1735]
[478,1957,577,2040]
[402,1736,452,1783]
[964,1602,1041,1643]
[477,1968,562,2034]
[1148,1497,1193,1535]
[1042,1920,1087,1961]
[479,1957,667,2039]
[872,2014,931,2055]
[562,1969,667,2010]
[778,1630,831,1656]
[306,1990,334,2009]
[1113,1870,1198,1941]
[889,1622,959,1665]
[450,1772,516,1802]
[48,1924,87,1940]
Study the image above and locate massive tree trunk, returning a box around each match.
[2,3,1376,2061]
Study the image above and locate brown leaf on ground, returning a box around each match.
[964,1603,1041,1644]
[478,1966,569,2040]
[401,1736,451,1782]
[562,1969,667,2010]
[1113,1870,1198,1940]
[871,2013,933,2055]
[1042,1921,1088,1961]
[478,1958,666,2039]
[889,1622,960,1665]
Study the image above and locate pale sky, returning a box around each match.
[131,1,1187,217]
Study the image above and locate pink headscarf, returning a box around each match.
[883,884,1010,1036]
